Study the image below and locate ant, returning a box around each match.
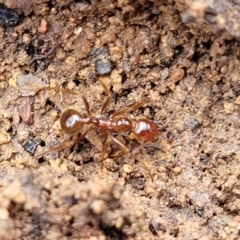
[36,79,160,179]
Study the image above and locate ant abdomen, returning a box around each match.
[132,119,158,142]
[60,109,84,134]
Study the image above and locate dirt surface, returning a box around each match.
[1,0,240,239]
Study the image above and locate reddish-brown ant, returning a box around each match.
[36,80,159,179]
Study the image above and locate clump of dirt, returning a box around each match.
[0,0,240,239]
[0,167,147,239]
[176,0,240,40]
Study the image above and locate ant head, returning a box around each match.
[60,109,84,134]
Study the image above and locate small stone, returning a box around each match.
[234,96,240,105]
[12,106,20,126]
[100,31,116,45]
[74,26,82,35]
[95,46,112,75]
[115,217,124,229]
[0,207,9,220]
[103,158,119,172]
[111,69,122,94]
[3,180,26,204]
[0,131,11,144]
[22,33,32,44]
[187,117,199,131]
[224,102,235,114]
[172,166,182,175]
[38,18,48,34]
[170,68,185,82]
[74,38,91,59]
[123,164,133,173]
[90,199,106,215]
[14,191,27,204]
[19,97,34,125]
[23,139,39,155]
[17,128,29,144]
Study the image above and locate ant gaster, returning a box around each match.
[37,80,159,169]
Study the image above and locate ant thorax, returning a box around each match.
[107,117,133,133]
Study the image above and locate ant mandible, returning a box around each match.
[37,79,159,166]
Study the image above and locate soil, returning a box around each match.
[0,0,240,239]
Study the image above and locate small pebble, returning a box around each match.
[235,96,240,105]
[3,180,26,204]
[115,217,124,229]
[19,97,34,125]
[170,68,185,82]
[224,102,235,114]
[38,18,48,34]
[74,38,91,59]
[172,166,182,175]
[0,207,9,220]
[95,46,112,75]
[17,129,29,144]
[187,117,199,131]
[90,200,106,215]
[0,132,11,144]
[23,139,39,155]
[22,33,32,44]
[12,106,20,126]
[100,31,116,44]
[123,164,133,173]
[103,158,119,172]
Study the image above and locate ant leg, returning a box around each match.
[102,133,111,160]
[41,87,92,118]
[100,133,112,170]
[81,95,92,117]
[157,109,182,131]
[112,100,150,118]
[42,86,79,96]
[135,155,154,182]
[98,78,111,95]
[130,142,154,182]
[110,135,130,157]
[101,133,128,161]
[46,88,93,117]
[100,133,128,171]
[100,95,111,116]
[35,127,94,158]
[111,137,153,181]
[129,142,154,181]
[131,142,151,156]
[97,78,112,116]
[109,136,154,181]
